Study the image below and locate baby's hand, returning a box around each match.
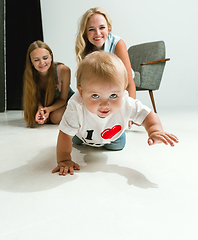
[128,120,134,129]
[52,160,80,176]
[148,131,179,147]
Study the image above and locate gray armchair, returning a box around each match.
[128,41,170,112]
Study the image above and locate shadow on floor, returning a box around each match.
[74,144,158,189]
[0,144,157,193]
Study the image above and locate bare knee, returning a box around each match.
[50,111,63,124]
[50,106,66,124]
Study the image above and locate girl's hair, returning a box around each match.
[75,7,112,63]
[23,40,56,127]
[77,51,128,89]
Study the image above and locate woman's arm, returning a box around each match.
[114,39,136,99]
[47,64,71,113]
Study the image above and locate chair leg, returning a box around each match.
[149,90,157,113]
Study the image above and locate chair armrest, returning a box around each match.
[140,58,170,66]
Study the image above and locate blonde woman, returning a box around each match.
[23,40,73,127]
[75,7,136,99]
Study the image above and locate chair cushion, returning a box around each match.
[133,71,140,87]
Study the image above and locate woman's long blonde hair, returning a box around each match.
[75,7,112,63]
[23,40,56,127]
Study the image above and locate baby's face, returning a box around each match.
[78,81,125,118]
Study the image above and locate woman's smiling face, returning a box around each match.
[86,13,110,50]
[30,48,52,75]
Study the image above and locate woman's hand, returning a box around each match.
[35,108,46,124]
[42,107,50,120]
[35,107,51,124]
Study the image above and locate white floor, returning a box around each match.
[0,108,198,240]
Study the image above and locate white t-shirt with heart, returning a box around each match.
[59,91,151,147]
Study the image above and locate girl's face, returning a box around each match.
[30,48,52,75]
[78,80,125,118]
[86,13,110,50]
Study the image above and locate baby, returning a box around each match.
[52,51,178,176]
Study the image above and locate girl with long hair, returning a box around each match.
[23,40,73,127]
[75,7,136,99]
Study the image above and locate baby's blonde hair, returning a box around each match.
[77,51,128,89]
[75,7,112,63]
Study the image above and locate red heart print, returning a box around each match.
[101,125,122,139]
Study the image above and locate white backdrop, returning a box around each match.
[40,0,198,108]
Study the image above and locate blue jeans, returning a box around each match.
[72,132,126,151]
